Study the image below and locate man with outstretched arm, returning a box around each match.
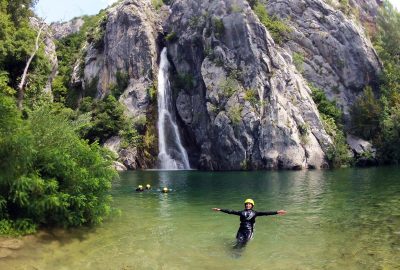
[212,199,287,248]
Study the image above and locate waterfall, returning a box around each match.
[157,48,190,170]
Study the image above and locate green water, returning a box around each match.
[1,167,400,269]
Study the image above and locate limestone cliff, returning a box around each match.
[52,0,382,170]
[266,0,381,120]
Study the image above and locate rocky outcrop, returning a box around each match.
[81,0,161,117]
[347,134,377,166]
[51,18,84,40]
[30,17,57,99]
[165,0,332,170]
[61,0,382,170]
[77,0,162,168]
[266,0,381,121]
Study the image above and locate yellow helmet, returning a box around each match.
[146,184,151,189]
[244,199,255,206]
[138,185,143,188]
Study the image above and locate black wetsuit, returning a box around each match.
[220,209,278,245]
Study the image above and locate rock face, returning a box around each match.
[346,134,377,166]
[73,0,162,169]
[266,0,381,120]
[165,0,332,170]
[51,18,85,40]
[60,0,382,170]
[82,0,161,117]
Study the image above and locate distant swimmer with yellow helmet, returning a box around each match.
[212,199,286,248]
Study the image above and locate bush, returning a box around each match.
[310,84,342,125]
[220,75,239,97]
[350,86,381,140]
[244,88,259,107]
[81,95,126,144]
[213,17,225,38]
[228,104,243,125]
[165,32,177,42]
[310,86,350,167]
[0,95,116,235]
[253,3,291,44]
[110,70,129,99]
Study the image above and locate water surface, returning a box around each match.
[1,167,400,269]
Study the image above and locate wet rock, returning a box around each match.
[114,161,127,171]
[346,134,377,166]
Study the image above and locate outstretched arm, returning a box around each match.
[212,208,241,215]
[257,210,287,216]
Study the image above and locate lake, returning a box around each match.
[1,167,399,269]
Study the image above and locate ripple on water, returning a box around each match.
[1,168,400,269]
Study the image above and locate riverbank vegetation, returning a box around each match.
[0,0,117,235]
[351,0,400,164]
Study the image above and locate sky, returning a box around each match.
[34,0,119,23]
[35,0,400,23]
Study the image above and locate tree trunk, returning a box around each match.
[17,23,45,110]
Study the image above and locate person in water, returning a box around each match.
[136,185,144,192]
[212,199,287,247]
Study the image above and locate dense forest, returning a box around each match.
[0,0,400,235]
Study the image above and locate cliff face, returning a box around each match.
[266,0,381,119]
[166,0,333,170]
[54,0,381,170]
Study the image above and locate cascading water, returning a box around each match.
[157,48,190,170]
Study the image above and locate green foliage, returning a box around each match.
[110,70,129,99]
[53,12,108,108]
[220,75,239,97]
[0,71,15,95]
[119,125,142,149]
[80,95,126,144]
[151,0,164,10]
[165,32,177,42]
[253,3,291,44]
[213,17,225,38]
[347,1,400,164]
[147,81,157,103]
[350,87,381,140]
[227,104,243,125]
[310,84,342,125]
[86,15,107,51]
[310,85,350,167]
[0,219,36,236]
[293,52,304,73]
[0,94,116,235]
[244,88,259,107]
[322,115,351,168]
[0,0,51,108]
[339,0,351,15]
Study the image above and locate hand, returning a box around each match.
[277,210,287,215]
[212,208,221,211]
